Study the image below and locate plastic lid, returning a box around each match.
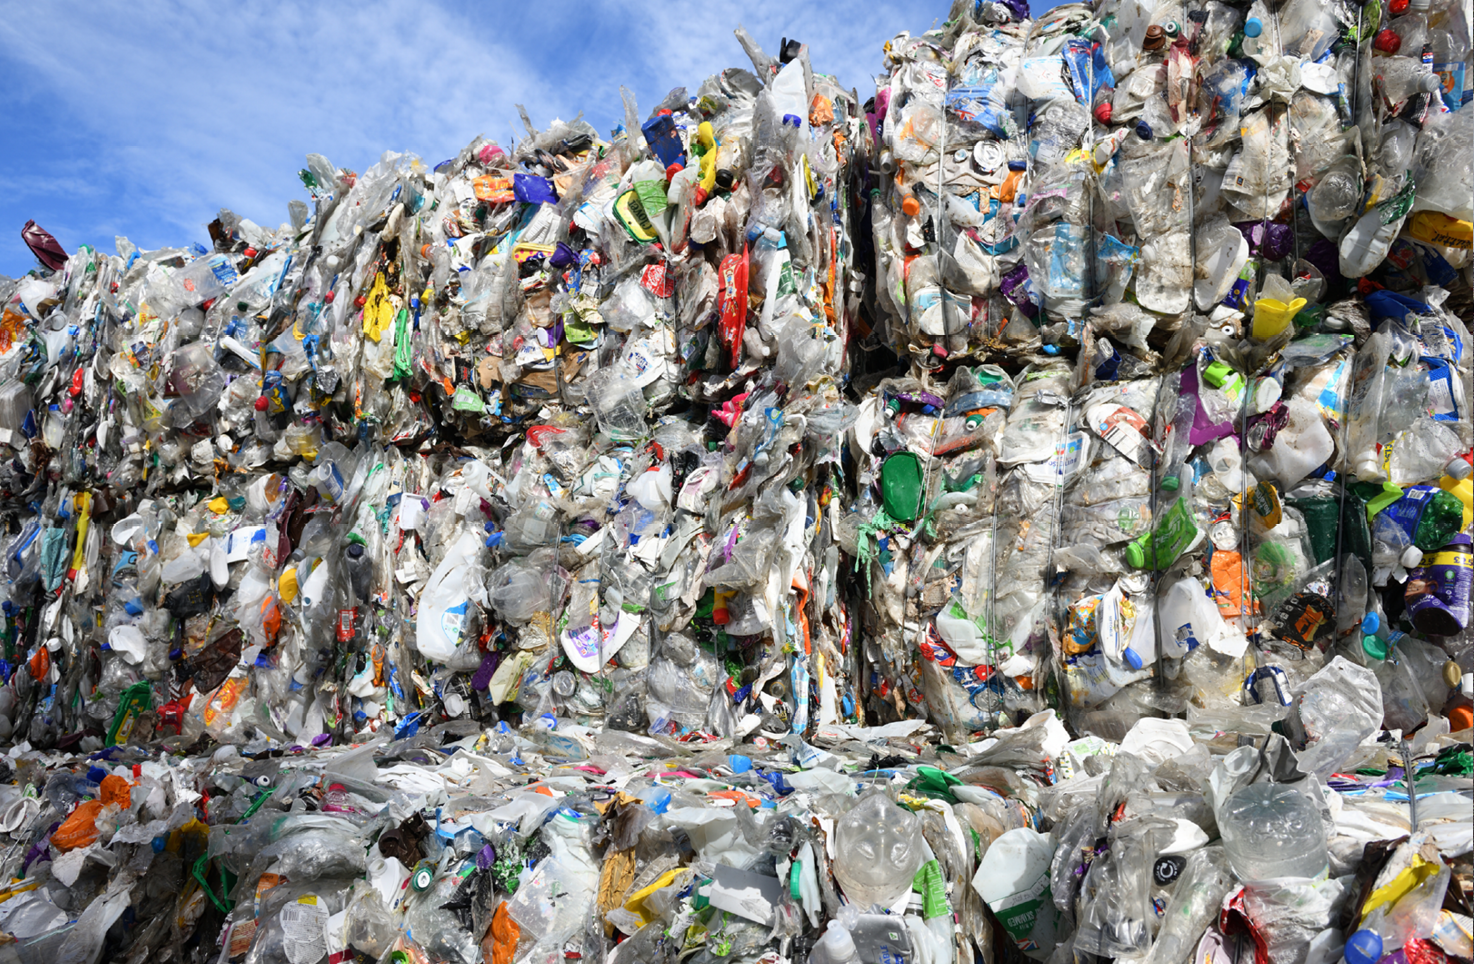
[1135,120,1153,139]
[1125,540,1147,569]
[1122,646,1144,670]
[1161,474,1180,491]
[328,783,346,792]
[822,926,857,959]
[1361,611,1380,635]
[1375,29,1402,53]
[1362,633,1389,661]
[1344,930,1383,964]
[1244,17,1262,36]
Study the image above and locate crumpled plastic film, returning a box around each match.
[0,9,1467,964]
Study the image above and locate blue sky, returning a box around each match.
[0,0,1002,277]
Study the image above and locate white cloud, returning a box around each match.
[0,0,947,272]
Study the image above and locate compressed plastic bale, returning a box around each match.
[0,6,1468,963]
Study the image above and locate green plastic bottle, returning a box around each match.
[1376,485,1465,552]
[1125,497,1200,570]
[1416,490,1466,550]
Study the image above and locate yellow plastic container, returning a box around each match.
[1440,473,1473,529]
[1407,211,1473,250]
[1251,296,1306,341]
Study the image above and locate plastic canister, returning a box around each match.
[1405,534,1472,636]
[971,828,1061,960]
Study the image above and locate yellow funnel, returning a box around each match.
[1251,296,1306,341]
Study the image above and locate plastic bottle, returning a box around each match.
[1125,498,1201,570]
[1217,783,1329,880]
[808,923,862,964]
[831,790,925,908]
[1405,534,1472,635]
[322,782,359,814]
[1388,419,1462,486]
[1375,486,1466,552]
[1142,848,1233,964]
[971,828,1062,960]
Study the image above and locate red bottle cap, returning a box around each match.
[1374,28,1402,53]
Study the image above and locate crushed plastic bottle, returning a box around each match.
[0,4,1469,964]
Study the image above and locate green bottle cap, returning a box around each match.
[1125,540,1147,569]
[1202,361,1235,387]
[1161,474,1180,491]
[1362,634,1388,661]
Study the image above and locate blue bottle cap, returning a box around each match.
[1136,120,1153,139]
[1123,647,1144,670]
[1344,930,1383,964]
[1361,611,1380,634]
[782,114,803,128]
[1244,17,1263,37]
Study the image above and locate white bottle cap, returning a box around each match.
[1446,458,1472,480]
[822,925,857,962]
[1401,546,1424,568]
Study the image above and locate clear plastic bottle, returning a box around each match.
[808,923,862,964]
[831,789,925,908]
[1143,847,1234,964]
[1217,783,1328,880]
[322,782,358,815]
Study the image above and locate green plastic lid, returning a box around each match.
[1202,360,1235,387]
[1362,633,1388,661]
[882,451,924,522]
[1125,539,1147,569]
[1161,474,1180,491]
